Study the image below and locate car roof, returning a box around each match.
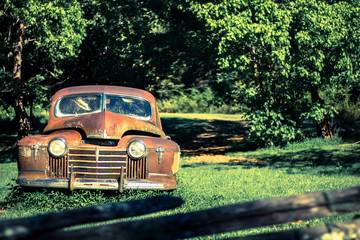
[52,85,155,102]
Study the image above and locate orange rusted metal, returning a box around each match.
[17,86,180,191]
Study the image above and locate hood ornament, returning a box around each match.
[155,147,165,164]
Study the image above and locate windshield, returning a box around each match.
[105,94,152,120]
[55,94,102,117]
[55,93,152,120]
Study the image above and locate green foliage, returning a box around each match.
[301,103,337,124]
[183,0,360,145]
[0,103,49,129]
[0,105,15,122]
[158,88,213,113]
[1,0,359,144]
[322,85,360,121]
[157,87,240,114]
[0,0,87,116]
[288,0,360,127]
[20,0,87,60]
[248,110,304,146]
[71,0,151,86]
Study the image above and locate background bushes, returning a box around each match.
[157,87,240,114]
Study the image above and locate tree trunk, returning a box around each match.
[250,46,261,89]
[320,115,333,139]
[12,19,30,140]
[310,88,333,139]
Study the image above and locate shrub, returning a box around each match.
[247,110,304,147]
[0,105,15,122]
[157,87,240,114]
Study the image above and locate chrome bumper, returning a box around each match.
[17,174,177,191]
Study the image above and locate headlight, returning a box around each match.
[48,138,68,158]
[127,140,147,160]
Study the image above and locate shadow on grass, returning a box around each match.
[161,116,360,176]
[182,146,360,176]
[161,117,253,156]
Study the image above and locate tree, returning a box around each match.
[184,0,301,145]
[290,0,360,138]
[69,0,215,100]
[0,0,87,139]
[183,0,360,145]
[67,0,151,87]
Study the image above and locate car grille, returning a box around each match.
[49,155,69,178]
[48,147,147,180]
[127,155,147,179]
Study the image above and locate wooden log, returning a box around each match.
[0,195,183,240]
[235,218,360,240]
[34,186,360,240]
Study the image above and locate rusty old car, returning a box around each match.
[17,85,180,191]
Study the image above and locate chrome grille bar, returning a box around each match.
[68,147,127,180]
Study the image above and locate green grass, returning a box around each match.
[175,158,359,238]
[0,163,17,203]
[160,112,247,121]
[1,114,360,239]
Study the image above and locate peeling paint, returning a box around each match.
[19,146,31,158]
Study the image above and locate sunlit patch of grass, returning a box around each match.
[175,160,359,209]
[182,155,260,164]
[160,112,247,121]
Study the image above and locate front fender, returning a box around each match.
[17,130,82,175]
[119,136,180,175]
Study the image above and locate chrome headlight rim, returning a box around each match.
[48,137,68,158]
[127,139,147,160]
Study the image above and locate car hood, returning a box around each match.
[44,111,165,139]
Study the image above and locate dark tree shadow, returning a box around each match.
[161,117,254,156]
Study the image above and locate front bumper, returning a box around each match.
[17,173,177,191]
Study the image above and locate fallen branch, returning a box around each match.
[236,218,360,240]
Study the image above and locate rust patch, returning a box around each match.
[19,146,31,158]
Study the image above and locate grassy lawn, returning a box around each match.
[1,113,360,239]
[160,112,247,121]
[0,163,17,203]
